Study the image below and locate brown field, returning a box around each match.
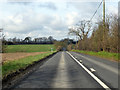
[1,52,47,63]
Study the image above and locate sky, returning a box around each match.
[0,0,119,40]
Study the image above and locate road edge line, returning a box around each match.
[66,51,111,90]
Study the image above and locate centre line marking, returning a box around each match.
[52,52,70,88]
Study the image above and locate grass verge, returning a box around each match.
[2,51,56,78]
[71,50,119,61]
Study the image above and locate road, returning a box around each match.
[12,51,118,89]
[70,52,118,88]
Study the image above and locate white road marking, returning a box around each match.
[79,60,82,63]
[75,52,118,75]
[90,68,96,72]
[66,51,111,90]
[75,56,77,59]
[52,52,70,88]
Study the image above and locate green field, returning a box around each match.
[71,50,119,61]
[2,44,57,78]
[2,52,56,78]
[5,44,56,53]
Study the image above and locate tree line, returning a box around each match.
[68,14,119,53]
[54,38,76,51]
[3,36,55,45]
[1,31,76,52]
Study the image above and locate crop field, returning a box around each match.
[5,44,56,53]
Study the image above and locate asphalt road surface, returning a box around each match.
[13,51,118,89]
[70,52,118,88]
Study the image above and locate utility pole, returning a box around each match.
[103,0,105,23]
[103,0,105,51]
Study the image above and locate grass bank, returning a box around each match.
[71,50,119,61]
[2,51,56,78]
[5,44,56,53]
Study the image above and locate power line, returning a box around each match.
[89,1,103,22]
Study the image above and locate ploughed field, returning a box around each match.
[2,44,56,63]
[2,52,47,63]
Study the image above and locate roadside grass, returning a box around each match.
[5,44,56,53]
[71,50,119,61]
[2,51,56,78]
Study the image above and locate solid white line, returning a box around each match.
[66,51,111,90]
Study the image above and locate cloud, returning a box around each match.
[8,2,32,5]
[65,12,79,26]
[106,4,118,15]
[0,1,118,40]
[38,2,57,10]
[3,10,55,33]
[67,1,118,21]
[1,3,68,39]
[8,2,57,10]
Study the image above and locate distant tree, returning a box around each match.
[39,38,43,43]
[16,38,21,43]
[8,38,13,42]
[48,36,54,43]
[54,38,74,51]
[54,41,61,51]
[67,44,75,51]
[12,37,17,44]
[0,29,7,53]
[42,37,47,43]
[34,38,38,43]
[24,37,31,43]
[54,41,65,51]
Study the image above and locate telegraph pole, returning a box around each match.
[103,0,105,23]
[103,0,105,51]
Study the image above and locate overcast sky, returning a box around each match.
[0,0,118,40]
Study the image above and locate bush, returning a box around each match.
[67,44,75,51]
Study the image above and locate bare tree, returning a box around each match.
[68,20,92,50]
[68,20,92,40]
